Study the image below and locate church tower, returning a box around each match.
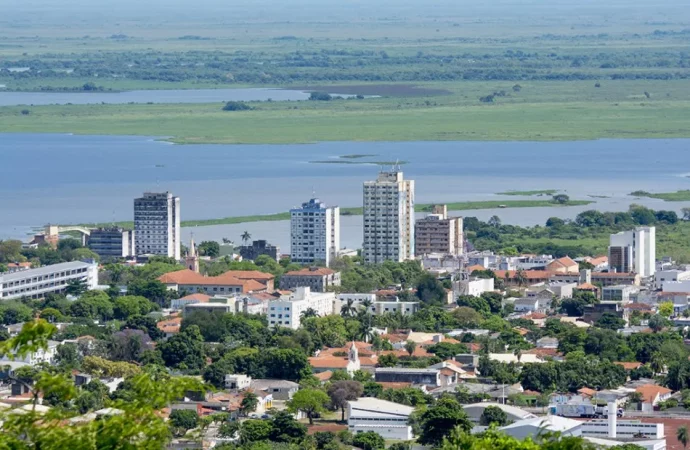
[185,236,200,273]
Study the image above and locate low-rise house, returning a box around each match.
[158,269,273,295]
[171,293,211,310]
[591,272,641,287]
[347,397,415,440]
[489,353,545,364]
[308,342,361,376]
[582,301,628,324]
[546,256,580,274]
[249,379,299,401]
[183,301,235,317]
[225,374,252,390]
[636,384,672,412]
[74,373,123,393]
[1,340,59,365]
[494,270,552,287]
[453,277,495,298]
[279,268,341,292]
[602,285,639,302]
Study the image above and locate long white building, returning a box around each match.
[363,170,415,264]
[290,197,340,266]
[267,287,337,329]
[134,191,181,260]
[347,397,415,440]
[0,261,98,300]
[608,226,656,277]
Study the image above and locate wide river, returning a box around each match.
[1,134,690,251]
[0,88,331,106]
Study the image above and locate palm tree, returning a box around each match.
[301,307,318,320]
[515,269,528,288]
[241,231,251,245]
[340,299,357,318]
[650,352,665,376]
[513,347,523,363]
[360,298,374,329]
[359,325,376,343]
[678,425,689,450]
[404,340,417,357]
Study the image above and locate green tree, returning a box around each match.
[678,425,689,450]
[352,431,385,450]
[159,325,206,370]
[328,380,364,421]
[553,194,570,204]
[241,392,259,416]
[69,290,114,321]
[404,340,417,357]
[222,101,252,111]
[659,302,674,318]
[241,231,252,245]
[287,389,330,425]
[169,409,199,436]
[417,396,472,446]
[480,405,508,426]
[113,295,156,320]
[240,419,272,443]
[269,410,307,442]
[416,273,448,306]
[198,241,221,257]
[596,313,626,330]
[65,278,89,296]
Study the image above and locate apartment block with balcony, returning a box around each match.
[290,198,339,266]
[134,191,180,260]
[363,170,414,264]
[415,205,463,256]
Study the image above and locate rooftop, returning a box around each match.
[0,260,95,282]
[348,397,415,416]
[284,267,336,276]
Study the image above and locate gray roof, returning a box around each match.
[250,379,299,390]
[0,261,95,283]
[463,402,536,420]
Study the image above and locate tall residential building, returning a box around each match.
[414,204,463,256]
[608,226,656,277]
[290,198,340,266]
[363,170,415,264]
[134,192,181,260]
[87,227,134,260]
[267,287,337,329]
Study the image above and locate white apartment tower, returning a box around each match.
[134,192,181,260]
[290,198,340,266]
[363,170,415,264]
[608,226,656,277]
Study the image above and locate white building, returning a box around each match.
[499,415,583,440]
[580,419,664,440]
[1,340,60,365]
[363,170,414,264]
[453,277,495,298]
[87,227,134,260]
[267,287,337,329]
[609,227,656,277]
[0,261,98,300]
[225,374,252,390]
[655,269,690,290]
[134,191,180,260]
[338,294,419,316]
[290,197,340,266]
[347,397,415,440]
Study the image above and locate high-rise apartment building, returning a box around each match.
[414,204,464,256]
[608,226,656,277]
[290,198,340,266]
[134,192,180,260]
[363,170,415,264]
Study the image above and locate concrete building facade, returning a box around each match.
[414,205,463,256]
[347,397,415,440]
[267,287,337,329]
[279,267,341,292]
[87,227,134,260]
[363,170,414,264]
[290,198,340,266]
[0,261,98,300]
[239,240,280,262]
[609,227,656,277]
[134,192,180,260]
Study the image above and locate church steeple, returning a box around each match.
[185,235,199,273]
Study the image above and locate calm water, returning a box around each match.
[2,134,690,249]
[0,88,320,106]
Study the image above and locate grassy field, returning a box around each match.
[3,79,690,144]
[630,190,690,201]
[75,199,591,229]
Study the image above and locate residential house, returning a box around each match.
[171,293,211,310]
[494,270,552,287]
[513,298,540,313]
[308,342,361,376]
[546,256,580,274]
[536,337,559,349]
[158,269,272,295]
[591,272,641,287]
[374,368,440,386]
[602,285,639,302]
[225,374,252,390]
[636,384,672,412]
[249,379,299,401]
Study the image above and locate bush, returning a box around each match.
[352,431,385,450]
[309,91,332,101]
[222,101,252,111]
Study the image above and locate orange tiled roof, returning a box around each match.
[360,357,378,366]
[314,371,333,381]
[623,303,653,310]
[308,357,350,369]
[157,317,182,334]
[524,348,562,358]
[467,265,487,273]
[284,268,336,276]
[440,368,456,376]
[578,387,596,397]
[576,283,598,290]
[179,293,212,302]
[586,256,608,266]
[591,272,638,278]
[225,270,274,281]
[7,262,31,268]
[525,313,547,320]
[636,384,672,404]
[615,362,643,370]
[159,269,269,292]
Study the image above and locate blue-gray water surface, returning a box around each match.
[1,134,689,250]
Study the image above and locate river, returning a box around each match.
[1,134,689,250]
[0,88,343,106]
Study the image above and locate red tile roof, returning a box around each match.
[314,371,333,381]
[494,270,554,279]
[467,265,487,273]
[308,357,350,369]
[576,283,599,290]
[157,317,182,334]
[524,348,562,358]
[158,269,268,293]
[615,362,643,370]
[636,384,672,404]
[179,293,212,302]
[591,272,637,278]
[578,387,596,397]
[284,267,336,276]
[378,382,412,389]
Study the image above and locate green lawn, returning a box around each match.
[2,80,690,144]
